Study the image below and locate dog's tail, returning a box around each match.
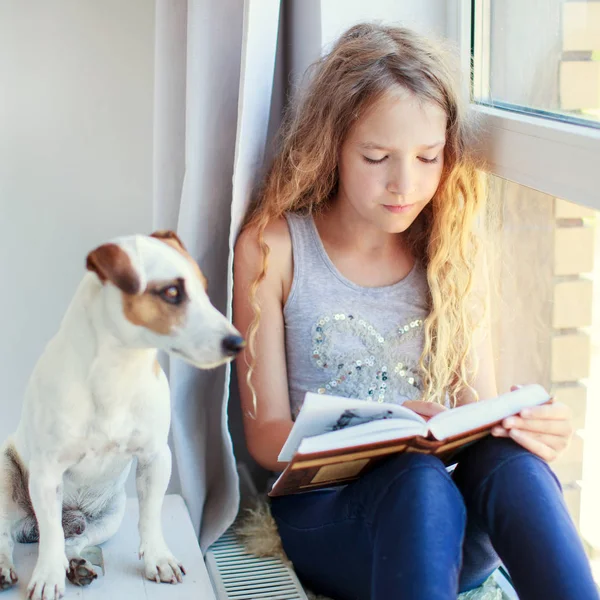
[13,509,87,544]
[13,515,38,544]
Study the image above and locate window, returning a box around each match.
[448,0,600,211]
[473,0,600,128]
[456,0,600,584]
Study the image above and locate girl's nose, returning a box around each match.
[386,161,415,196]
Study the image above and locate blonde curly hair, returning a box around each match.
[242,23,486,409]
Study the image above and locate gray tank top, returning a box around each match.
[284,213,430,418]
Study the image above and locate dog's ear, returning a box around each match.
[86,243,142,295]
[150,230,208,291]
[150,230,188,253]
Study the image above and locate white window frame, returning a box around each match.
[448,0,600,210]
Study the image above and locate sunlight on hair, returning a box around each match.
[241,23,491,413]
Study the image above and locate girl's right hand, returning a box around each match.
[403,400,448,420]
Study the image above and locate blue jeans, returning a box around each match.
[271,437,599,600]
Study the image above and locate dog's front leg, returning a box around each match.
[136,445,185,584]
[27,460,68,600]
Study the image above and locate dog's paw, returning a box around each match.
[27,556,68,600]
[66,558,97,587]
[0,563,18,591]
[140,546,185,584]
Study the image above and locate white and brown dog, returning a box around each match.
[0,230,244,599]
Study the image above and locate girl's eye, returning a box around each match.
[363,156,388,164]
[418,156,440,164]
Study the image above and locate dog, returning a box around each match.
[0,230,244,599]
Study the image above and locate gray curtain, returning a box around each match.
[153,0,280,551]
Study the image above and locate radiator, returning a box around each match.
[206,528,309,600]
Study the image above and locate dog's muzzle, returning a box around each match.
[221,335,245,356]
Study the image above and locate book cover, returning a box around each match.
[270,384,550,497]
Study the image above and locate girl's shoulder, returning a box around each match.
[234,216,293,298]
[235,216,292,262]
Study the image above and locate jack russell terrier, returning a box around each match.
[0,230,244,599]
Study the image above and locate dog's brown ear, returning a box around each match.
[150,230,208,291]
[86,243,141,295]
[150,230,188,253]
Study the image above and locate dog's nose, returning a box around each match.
[222,335,246,356]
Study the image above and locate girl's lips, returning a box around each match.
[383,203,414,214]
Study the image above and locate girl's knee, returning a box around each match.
[458,436,548,472]
[469,436,531,460]
[454,436,561,494]
[362,454,467,554]
[365,453,466,521]
[369,451,448,481]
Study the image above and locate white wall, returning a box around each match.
[0,2,155,441]
[320,0,447,48]
[288,0,448,89]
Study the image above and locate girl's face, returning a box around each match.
[336,87,447,234]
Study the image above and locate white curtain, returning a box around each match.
[153,0,280,551]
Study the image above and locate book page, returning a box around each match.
[428,384,550,441]
[278,392,425,462]
[297,419,427,455]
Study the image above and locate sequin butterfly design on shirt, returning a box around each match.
[311,313,425,404]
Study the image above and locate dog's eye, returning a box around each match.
[159,284,183,305]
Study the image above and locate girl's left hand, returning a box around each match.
[491,386,574,462]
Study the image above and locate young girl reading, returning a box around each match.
[233,23,599,600]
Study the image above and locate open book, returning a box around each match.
[269,384,551,497]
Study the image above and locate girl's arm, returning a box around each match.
[233,218,295,472]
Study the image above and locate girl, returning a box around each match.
[233,23,598,600]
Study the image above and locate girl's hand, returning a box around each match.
[403,400,447,421]
[491,385,573,462]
